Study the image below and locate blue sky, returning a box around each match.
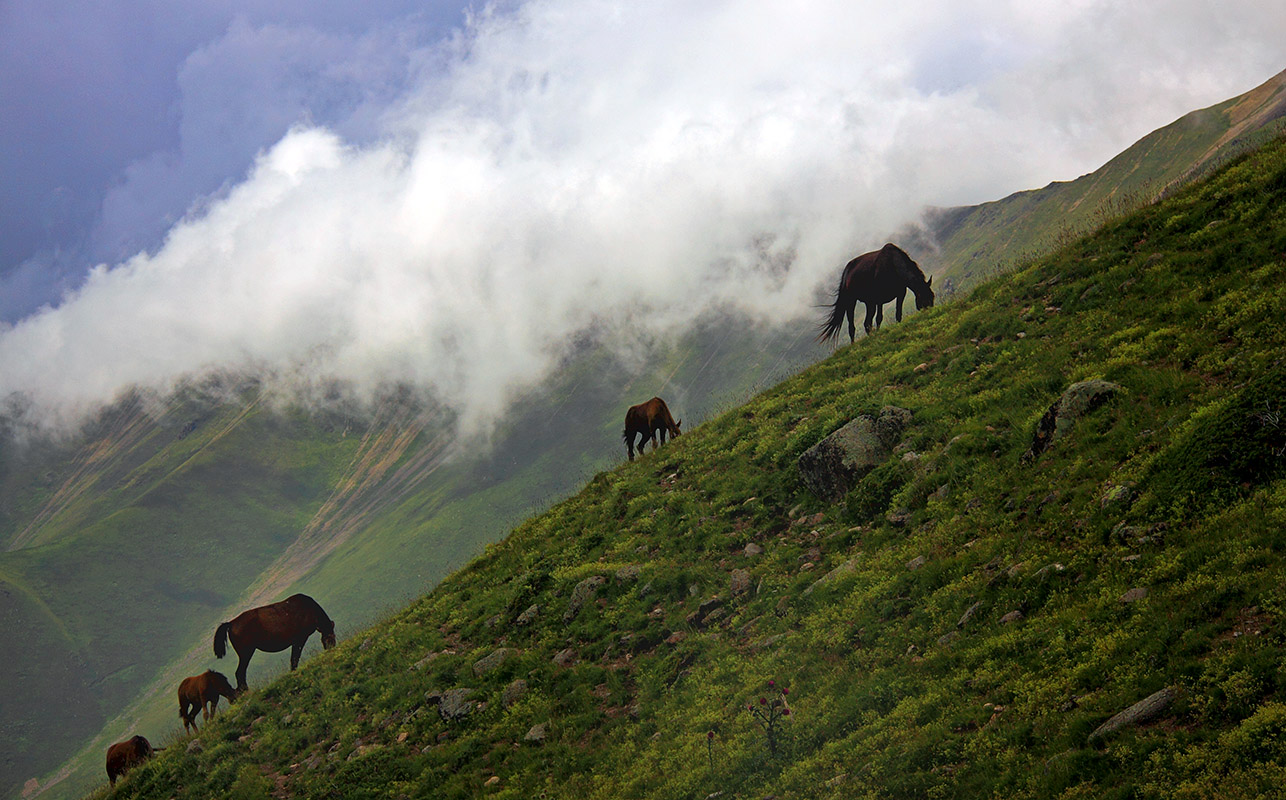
[1,0,1283,433]
[0,0,467,320]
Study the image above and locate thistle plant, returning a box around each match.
[745,680,792,756]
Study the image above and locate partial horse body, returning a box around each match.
[214,593,336,691]
[818,243,934,344]
[106,735,158,787]
[178,670,237,733]
[623,397,682,461]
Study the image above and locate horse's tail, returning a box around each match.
[817,285,848,344]
[621,427,630,443]
[213,622,231,659]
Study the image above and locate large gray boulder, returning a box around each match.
[797,406,912,501]
[1024,380,1123,462]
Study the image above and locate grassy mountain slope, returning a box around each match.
[914,67,1286,293]
[2,318,816,800]
[96,133,1286,799]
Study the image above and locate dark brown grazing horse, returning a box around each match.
[623,397,682,461]
[214,593,336,691]
[106,735,161,787]
[178,670,238,733]
[818,243,934,343]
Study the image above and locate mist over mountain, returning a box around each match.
[3,1,1284,441]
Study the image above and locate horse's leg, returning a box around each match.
[234,646,254,692]
[846,302,857,343]
[863,302,876,335]
[290,641,304,670]
[626,434,635,461]
[896,291,906,322]
[875,303,884,330]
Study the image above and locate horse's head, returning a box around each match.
[211,670,239,701]
[320,621,337,650]
[672,420,682,437]
[914,275,935,310]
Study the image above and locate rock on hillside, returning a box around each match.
[797,406,911,501]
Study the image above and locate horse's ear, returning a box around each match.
[927,275,933,287]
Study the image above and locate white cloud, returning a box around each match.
[3,0,1284,434]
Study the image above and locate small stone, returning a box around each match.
[1120,587,1149,603]
[958,601,983,629]
[914,362,929,372]
[360,638,373,650]
[524,722,549,743]
[437,688,475,721]
[187,740,203,754]
[502,679,528,708]
[485,776,501,786]
[665,631,688,645]
[905,555,927,570]
[552,648,577,667]
[1100,482,1137,510]
[564,576,606,622]
[730,569,752,595]
[473,648,512,677]
[887,509,912,527]
[744,543,763,557]
[1033,562,1066,580]
[516,604,539,625]
[1000,610,1024,624]
[616,564,641,582]
[804,557,860,595]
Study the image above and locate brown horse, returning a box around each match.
[178,670,238,733]
[818,243,934,343]
[214,593,336,691]
[623,397,682,461]
[106,735,160,787]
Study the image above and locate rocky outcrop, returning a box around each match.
[1024,380,1123,462]
[797,406,912,501]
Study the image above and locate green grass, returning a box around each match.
[90,133,1286,799]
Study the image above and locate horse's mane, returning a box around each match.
[884,244,931,288]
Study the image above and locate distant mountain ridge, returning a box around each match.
[910,67,1286,292]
